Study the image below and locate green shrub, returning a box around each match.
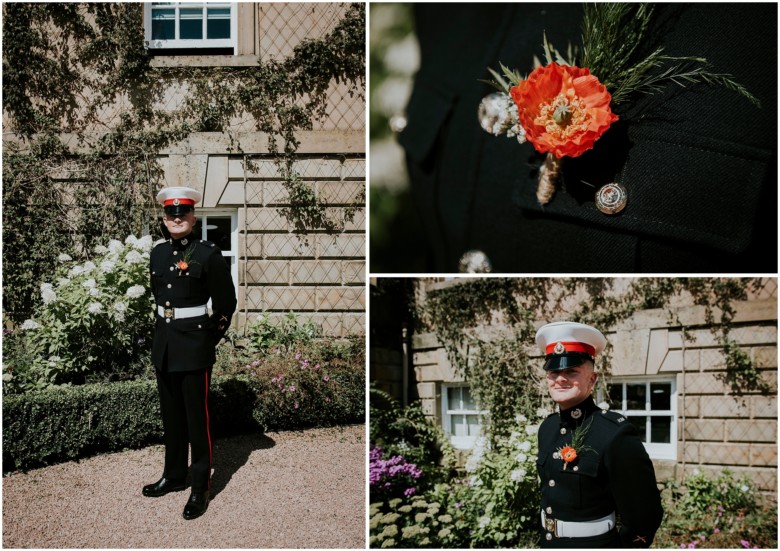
[369,386,457,493]
[655,469,777,549]
[245,311,322,353]
[226,338,366,431]
[369,412,543,548]
[3,358,365,472]
[5,235,155,389]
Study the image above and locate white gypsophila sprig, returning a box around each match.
[48,355,61,366]
[126,285,146,299]
[58,253,72,262]
[516,440,532,452]
[125,235,138,246]
[68,265,85,277]
[83,261,96,273]
[525,424,539,436]
[82,279,97,289]
[87,302,104,314]
[21,319,40,330]
[94,245,109,255]
[515,452,528,463]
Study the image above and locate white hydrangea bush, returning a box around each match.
[20,234,155,386]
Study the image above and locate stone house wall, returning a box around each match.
[3,3,366,337]
[406,279,778,492]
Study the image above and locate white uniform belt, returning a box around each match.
[542,511,616,538]
[157,305,208,320]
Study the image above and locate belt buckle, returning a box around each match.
[164,308,174,320]
[544,516,558,538]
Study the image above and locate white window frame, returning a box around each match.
[441,384,487,450]
[604,377,678,461]
[144,2,238,53]
[197,209,238,289]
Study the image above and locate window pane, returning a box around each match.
[608,384,623,410]
[207,8,231,39]
[467,415,481,436]
[451,415,467,437]
[650,382,671,410]
[650,417,672,443]
[151,8,175,40]
[204,217,232,251]
[629,416,647,442]
[461,387,477,410]
[180,8,203,39]
[448,387,462,411]
[626,384,646,410]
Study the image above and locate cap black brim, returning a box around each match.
[544,352,594,371]
[164,205,194,216]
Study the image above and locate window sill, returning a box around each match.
[150,54,259,68]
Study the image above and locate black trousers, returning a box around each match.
[155,368,212,493]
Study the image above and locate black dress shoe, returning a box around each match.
[142,477,187,497]
[182,491,209,520]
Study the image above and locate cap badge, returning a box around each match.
[173,198,180,206]
[553,342,565,355]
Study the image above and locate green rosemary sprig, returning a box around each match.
[570,416,596,456]
[580,4,760,108]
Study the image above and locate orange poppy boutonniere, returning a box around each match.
[480,5,759,211]
[556,417,596,470]
[176,260,189,271]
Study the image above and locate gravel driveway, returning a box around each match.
[3,425,366,548]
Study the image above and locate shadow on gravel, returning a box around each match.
[208,433,276,500]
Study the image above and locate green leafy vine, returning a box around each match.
[2,3,365,323]
[420,278,769,443]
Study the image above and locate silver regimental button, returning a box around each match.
[596,183,628,214]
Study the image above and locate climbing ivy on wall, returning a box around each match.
[418,278,768,443]
[2,2,366,323]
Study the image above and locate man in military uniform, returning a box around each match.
[535,321,663,548]
[142,186,237,520]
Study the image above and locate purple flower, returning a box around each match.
[714,529,720,534]
[455,502,463,509]
[252,360,261,367]
[294,401,299,409]
[680,545,686,549]
[295,352,301,360]
[289,385,296,392]
[314,363,320,370]
[403,487,416,497]
[323,375,330,382]
[740,541,751,549]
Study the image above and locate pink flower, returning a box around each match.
[294,401,299,409]
[323,375,330,382]
[714,529,720,534]
[289,385,296,392]
[295,352,301,360]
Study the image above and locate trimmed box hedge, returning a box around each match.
[3,371,364,472]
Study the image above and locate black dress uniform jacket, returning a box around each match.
[537,396,663,548]
[150,235,237,371]
[399,4,777,273]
